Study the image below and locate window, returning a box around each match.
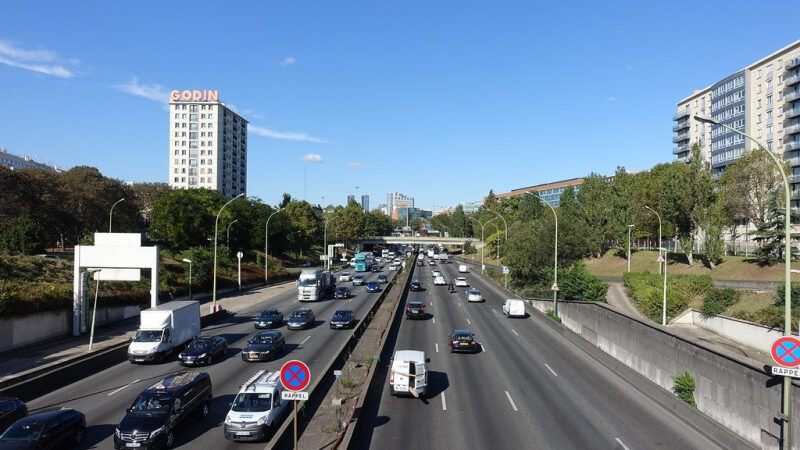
[190,105,197,112]
[190,132,197,139]
[208,168,213,174]
[208,123,213,129]
[758,99,762,108]
[174,177,179,182]
[189,123,198,130]
[208,150,213,155]
[173,150,178,155]
[201,105,206,110]
[208,132,213,137]
[181,141,186,147]
[190,114,198,121]
[779,60,784,69]
[182,123,186,128]
[757,69,762,79]
[181,114,186,119]
[174,122,180,128]
[767,141,773,150]
[189,142,197,149]
[174,113,179,119]
[173,168,178,174]
[173,158,178,164]
[181,150,186,155]
[174,132,179,137]
[181,159,186,164]
[182,105,186,110]
[208,114,213,119]
[200,177,205,183]
[758,114,762,123]
[181,177,186,182]
[181,132,186,137]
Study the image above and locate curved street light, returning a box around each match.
[226,219,239,248]
[524,192,558,314]
[109,198,125,232]
[486,209,508,258]
[265,208,283,285]
[467,216,497,273]
[643,205,666,327]
[212,193,244,312]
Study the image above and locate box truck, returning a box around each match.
[128,301,201,363]
[297,269,336,301]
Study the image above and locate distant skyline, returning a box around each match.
[1,1,798,210]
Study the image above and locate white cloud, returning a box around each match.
[115,77,169,103]
[0,40,75,78]
[301,153,323,163]
[606,96,617,102]
[250,125,328,143]
[279,57,297,66]
[346,162,363,169]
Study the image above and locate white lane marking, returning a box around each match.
[432,318,436,324]
[466,318,471,325]
[511,329,519,336]
[544,363,558,377]
[492,308,498,314]
[435,343,439,353]
[300,336,311,345]
[504,390,518,411]
[480,342,487,353]
[441,391,447,411]
[614,438,631,450]
[108,379,140,396]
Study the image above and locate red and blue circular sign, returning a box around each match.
[280,360,311,391]
[771,337,800,368]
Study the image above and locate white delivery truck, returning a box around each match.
[128,301,201,364]
[223,370,288,442]
[297,269,336,301]
[440,253,449,264]
[389,350,428,398]
[427,249,434,258]
[458,264,468,273]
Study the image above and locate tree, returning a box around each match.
[484,189,497,207]
[150,189,223,249]
[129,182,171,231]
[751,200,800,264]
[59,166,133,243]
[330,201,366,248]
[450,205,468,238]
[703,201,726,269]
[516,191,544,222]
[364,210,394,236]
[607,167,637,257]
[283,201,322,256]
[0,216,45,255]
[279,193,293,209]
[718,147,786,226]
[576,174,611,258]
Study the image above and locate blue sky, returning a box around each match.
[1,1,798,210]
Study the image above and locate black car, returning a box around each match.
[0,398,27,434]
[377,274,388,284]
[287,308,315,330]
[254,309,283,329]
[405,301,425,319]
[241,331,285,361]
[365,281,380,293]
[334,287,351,299]
[330,310,357,329]
[449,330,477,353]
[371,265,382,273]
[409,280,423,291]
[114,371,212,450]
[178,336,227,366]
[0,408,85,449]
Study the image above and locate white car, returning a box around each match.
[455,277,469,287]
[339,272,353,282]
[434,276,446,286]
[502,299,526,318]
[352,275,366,286]
[432,270,442,278]
[389,264,399,271]
[467,289,483,302]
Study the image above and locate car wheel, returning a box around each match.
[165,430,175,448]
[74,426,85,444]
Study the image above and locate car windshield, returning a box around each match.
[299,279,317,287]
[188,340,211,350]
[291,311,310,319]
[409,303,422,308]
[133,329,163,343]
[129,394,173,416]
[469,290,480,295]
[0,421,45,441]
[334,311,351,318]
[0,400,17,415]
[259,311,278,318]
[253,335,274,344]
[231,393,272,412]
[454,333,473,340]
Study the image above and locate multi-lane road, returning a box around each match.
[23,266,395,449]
[355,257,748,450]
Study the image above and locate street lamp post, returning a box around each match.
[524,192,558,313]
[87,269,102,352]
[264,208,283,285]
[324,218,331,270]
[695,114,792,449]
[644,206,666,326]
[226,219,239,248]
[109,198,125,232]
[182,258,193,300]
[627,224,635,272]
[467,217,496,273]
[213,193,244,313]
[486,221,501,259]
[486,209,508,258]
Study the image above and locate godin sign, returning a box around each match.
[169,89,219,102]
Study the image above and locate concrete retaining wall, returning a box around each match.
[526,299,795,449]
[672,309,786,354]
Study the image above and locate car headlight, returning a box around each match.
[178,353,185,359]
[198,353,207,358]
[225,415,233,425]
[150,425,165,439]
[115,428,121,438]
[256,415,268,425]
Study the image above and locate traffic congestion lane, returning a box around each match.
[23,268,392,449]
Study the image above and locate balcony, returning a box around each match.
[792,191,800,201]
[672,121,690,132]
[672,110,690,121]
[785,123,800,135]
[673,145,689,155]
[787,157,800,167]
[786,141,800,152]
[785,90,800,103]
[790,174,800,183]
[786,73,800,87]
[672,132,690,143]
[787,57,800,71]
[787,106,800,119]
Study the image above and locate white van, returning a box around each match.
[224,370,288,441]
[389,350,427,398]
[458,264,468,273]
[502,299,526,318]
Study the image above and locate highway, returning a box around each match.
[355,258,747,450]
[23,266,396,449]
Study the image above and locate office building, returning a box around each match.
[494,178,584,207]
[347,194,356,205]
[361,195,369,211]
[168,89,248,198]
[386,192,414,220]
[376,203,389,215]
[673,40,800,198]
[0,147,62,172]
[397,207,432,226]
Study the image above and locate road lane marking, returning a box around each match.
[435,343,439,353]
[504,391,518,411]
[492,309,498,314]
[480,342,487,353]
[300,336,311,345]
[108,379,140,396]
[466,318,471,325]
[511,329,519,336]
[441,392,447,411]
[544,363,558,377]
[614,438,631,450]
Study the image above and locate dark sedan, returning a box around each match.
[365,281,380,293]
[241,331,285,361]
[409,280,423,291]
[377,274,388,283]
[449,330,477,353]
[330,310,357,329]
[405,301,425,319]
[0,398,26,435]
[287,308,315,330]
[254,309,283,329]
[335,286,352,299]
[0,408,85,449]
[371,265,382,273]
[178,336,227,366]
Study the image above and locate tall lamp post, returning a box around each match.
[324,218,332,270]
[627,224,635,272]
[212,193,244,313]
[643,206,666,326]
[109,198,125,232]
[468,217,496,273]
[524,192,558,313]
[486,209,508,258]
[695,114,792,449]
[486,221,501,259]
[264,208,283,285]
[226,219,239,247]
[182,258,193,300]
[87,269,102,352]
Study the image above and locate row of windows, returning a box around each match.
[712,76,745,99]
[711,119,745,138]
[711,90,745,110]
[711,105,745,122]
[174,122,214,129]
[174,113,214,120]
[711,134,745,151]
[173,104,215,111]
[711,147,744,165]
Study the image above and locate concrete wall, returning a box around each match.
[0,306,140,354]
[527,299,795,449]
[673,309,785,353]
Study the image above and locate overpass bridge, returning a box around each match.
[358,235,481,246]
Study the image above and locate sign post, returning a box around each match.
[502,265,509,289]
[280,360,311,450]
[236,251,243,291]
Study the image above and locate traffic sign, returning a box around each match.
[551,284,559,291]
[280,360,311,391]
[237,251,243,259]
[772,366,800,378]
[771,336,800,367]
[656,256,665,263]
[281,391,309,401]
[502,266,509,274]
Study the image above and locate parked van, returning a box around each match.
[502,299,526,318]
[223,370,288,442]
[458,264,468,273]
[389,350,428,398]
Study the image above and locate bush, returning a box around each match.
[701,288,740,316]
[622,272,710,323]
[559,262,608,302]
[672,371,697,407]
[0,216,45,255]
[775,283,800,309]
